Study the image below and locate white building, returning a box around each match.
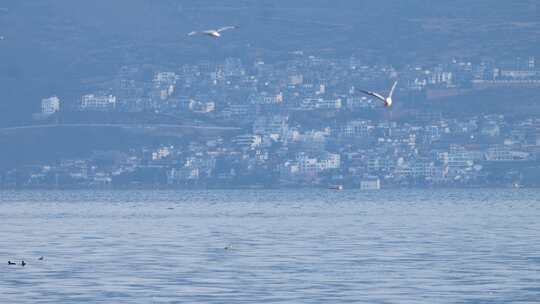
[298,157,318,175]
[253,115,288,137]
[360,177,381,190]
[153,72,177,101]
[251,92,283,105]
[152,146,173,161]
[189,100,215,113]
[41,96,60,115]
[154,72,177,86]
[316,98,342,109]
[233,134,262,149]
[486,145,512,161]
[81,94,116,111]
[289,74,303,86]
[318,153,341,171]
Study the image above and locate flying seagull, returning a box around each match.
[359,81,398,107]
[188,26,238,38]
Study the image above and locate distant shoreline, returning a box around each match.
[0,185,535,191]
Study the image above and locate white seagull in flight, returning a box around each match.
[360,81,398,107]
[188,26,238,38]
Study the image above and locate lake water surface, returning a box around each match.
[1,189,540,303]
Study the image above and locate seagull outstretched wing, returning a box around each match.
[389,81,398,98]
[359,90,386,102]
[187,31,200,36]
[217,26,237,33]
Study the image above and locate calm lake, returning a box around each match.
[1,189,539,303]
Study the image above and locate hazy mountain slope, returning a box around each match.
[0,0,538,124]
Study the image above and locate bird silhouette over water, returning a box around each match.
[21,260,26,267]
[38,256,44,261]
[8,261,16,265]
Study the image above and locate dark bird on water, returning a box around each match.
[38,256,44,261]
[8,261,16,265]
[21,260,26,267]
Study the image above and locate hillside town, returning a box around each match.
[2,55,540,189]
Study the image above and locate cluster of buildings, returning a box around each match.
[5,55,539,189]
[38,56,540,117]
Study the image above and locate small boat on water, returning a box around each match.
[328,185,344,191]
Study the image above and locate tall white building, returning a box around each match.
[81,94,116,111]
[41,96,60,115]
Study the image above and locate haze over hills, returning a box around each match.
[0,0,539,124]
[1,1,540,189]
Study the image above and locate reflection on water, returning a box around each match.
[1,189,540,303]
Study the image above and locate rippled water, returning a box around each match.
[1,189,540,303]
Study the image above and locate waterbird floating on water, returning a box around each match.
[38,256,44,261]
[359,81,398,107]
[8,261,16,265]
[188,26,238,38]
[21,260,26,267]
